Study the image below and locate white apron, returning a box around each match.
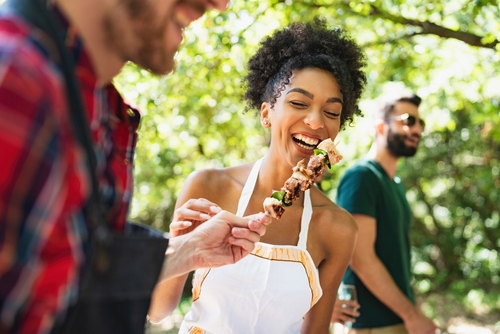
[179,157,322,334]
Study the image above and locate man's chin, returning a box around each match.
[401,147,417,157]
[146,63,175,76]
[388,145,417,158]
[404,151,417,157]
[153,66,175,76]
[135,55,175,76]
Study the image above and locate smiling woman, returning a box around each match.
[148,18,367,334]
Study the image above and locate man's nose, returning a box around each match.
[209,0,230,11]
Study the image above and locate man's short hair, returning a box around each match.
[378,94,422,119]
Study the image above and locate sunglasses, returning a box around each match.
[385,113,425,130]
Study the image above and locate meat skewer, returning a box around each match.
[263,138,343,219]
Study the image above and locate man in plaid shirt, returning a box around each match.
[0,0,271,332]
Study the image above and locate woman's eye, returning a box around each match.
[324,111,341,118]
[290,101,307,108]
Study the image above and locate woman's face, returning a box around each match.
[262,68,343,165]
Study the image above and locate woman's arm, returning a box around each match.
[301,208,358,334]
[148,170,220,322]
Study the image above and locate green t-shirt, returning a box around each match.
[336,159,414,328]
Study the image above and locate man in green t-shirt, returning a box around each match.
[332,94,438,334]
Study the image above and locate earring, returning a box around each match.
[263,120,269,125]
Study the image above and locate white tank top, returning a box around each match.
[179,158,323,334]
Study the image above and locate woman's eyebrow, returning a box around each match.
[326,97,343,104]
[287,88,314,99]
[287,88,343,104]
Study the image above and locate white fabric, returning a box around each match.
[179,158,322,334]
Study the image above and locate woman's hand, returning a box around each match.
[330,297,360,325]
[170,198,222,237]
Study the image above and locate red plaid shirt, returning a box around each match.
[0,10,139,333]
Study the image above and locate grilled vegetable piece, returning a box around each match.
[262,139,343,219]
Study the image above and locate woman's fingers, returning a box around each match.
[244,212,272,236]
[175,207,211,221]
[174,198,222,222]
[184,198,221,214]
[169,221,194,237]
[332,298,360,324]
[170,221,193,232]
[340,300,360,314]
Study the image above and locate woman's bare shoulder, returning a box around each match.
[309,187,357,233]
[180,163,254,202]
[187,162,252,183]
[306,187,357,266]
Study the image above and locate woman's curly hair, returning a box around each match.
[243,18,367,129]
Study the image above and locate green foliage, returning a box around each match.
[114,0,500,320]
[401,106,500,293]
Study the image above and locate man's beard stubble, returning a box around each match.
[103,0,174,75]
[386,128,418,157]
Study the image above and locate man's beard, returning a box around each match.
[103,0,174,75]
[386,128,418,157]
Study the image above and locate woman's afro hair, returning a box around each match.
[243,18,367,129]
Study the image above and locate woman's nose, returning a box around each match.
[304,112,325,130]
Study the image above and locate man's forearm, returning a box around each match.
[158,235,196,282]
[149,243,190,323]
[352,256,416,321]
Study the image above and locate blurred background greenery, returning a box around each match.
[112,0,500,332]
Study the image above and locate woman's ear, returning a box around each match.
[260,102,271,127]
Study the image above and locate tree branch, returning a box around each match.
[359,31,426,48]
[368,4,498,49]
